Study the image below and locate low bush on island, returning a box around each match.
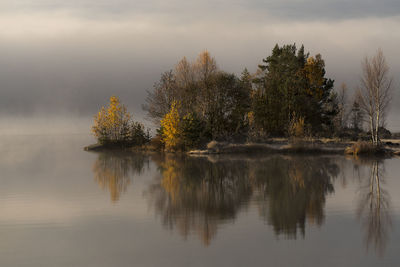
[92,96,150,147]
[345,141,386,155]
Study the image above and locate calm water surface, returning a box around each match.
[1,134,400,266]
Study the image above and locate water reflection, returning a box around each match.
[146,155,252,246]
[355,159,392,256]
[249,156,338,238]
[144,154,339,244]
[90,152,394,251]
[92,151,149,202]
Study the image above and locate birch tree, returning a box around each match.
[358,49,393,146]
[92,96,149,145]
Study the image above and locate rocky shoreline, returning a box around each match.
[85,139,400,157]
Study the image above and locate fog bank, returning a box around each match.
[1,1,400,131]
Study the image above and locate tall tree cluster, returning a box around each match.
[252,44,337,136]
[143,50,252,148]
[143,45,345,150]
[91,46,395,150]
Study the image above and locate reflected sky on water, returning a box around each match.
[1,135,400,266]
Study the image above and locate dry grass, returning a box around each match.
[345,141,377,155]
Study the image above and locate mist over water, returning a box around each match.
[1,0,400,132]
[2,2,400,266]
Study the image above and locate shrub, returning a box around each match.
[288,115,306,142]
[379,127,392,139]
[149,135,164,151]
[160,102,207,151]
[130,121,151,146]
[207,140,219,150]
[345,141,376,155]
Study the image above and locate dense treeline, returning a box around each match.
[91,44,393,151]
[143,44,339,150]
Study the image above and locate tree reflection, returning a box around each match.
[250,156,338,238]
[146,154,252,246]
[90,152,395,250]
[146,154,339,244]
[356,159,392,257]
[92,151,149,202]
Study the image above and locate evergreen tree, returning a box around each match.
[253,44,337,136]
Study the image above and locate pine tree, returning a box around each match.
[253,44,336,136]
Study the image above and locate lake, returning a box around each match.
[1,134,399,266]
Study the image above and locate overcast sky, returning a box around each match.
[1,0,400,128]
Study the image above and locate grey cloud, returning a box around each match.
[1,1,400,130]
[0,41,165,116]
[247,0,400,21]
[1,0,400,21]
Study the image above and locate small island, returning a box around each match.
[85,45,399,157]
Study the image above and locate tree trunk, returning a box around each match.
[375,105,380,146]
[369,113,375,145]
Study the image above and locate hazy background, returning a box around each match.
[1,0,400,133]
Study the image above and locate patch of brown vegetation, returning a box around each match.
[345,141,382,155]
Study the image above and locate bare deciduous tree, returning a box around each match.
[142,70,177,124]
[193,50,218,82]
[358,49,393,146]
[143,51,219,124]
[336,82,349,131]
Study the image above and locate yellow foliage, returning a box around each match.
[92,153,133,202]
[194,50,218,80]
[247,111,255,127]
[289,115,305,138]
[93,161,130,202]
[160,101,182,150]
[92,96,132,143]
[289,162,305,189]
[304,55,325,99]
[160,157,181,203]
